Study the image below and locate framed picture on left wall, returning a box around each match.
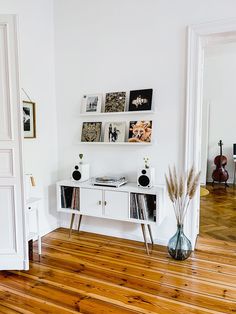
[22,100,36,138]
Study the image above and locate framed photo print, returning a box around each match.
[103,122,126,143]
[81,94,102,113]
[22,101,36,138]
[104,92,126,112]
[128,89,153,111]
[81,122,102,142]
[128,120,152,143]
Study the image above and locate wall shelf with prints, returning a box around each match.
[79,142,153,146]
[80,110,156,117]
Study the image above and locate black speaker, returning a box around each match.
[137,168,155,188]
[72,166,81,181]
[71,164,90,182]
[233,144,236,157]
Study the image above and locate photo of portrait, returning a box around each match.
[104,92,126,112]
[81,94,102,113]
[128,120,152,143]
[81,122,102,142]
[103,122,126,143]
[22,101,36,138]
[128,89,153,111]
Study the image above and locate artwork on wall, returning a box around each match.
[103,122,126,143]
[81,94,102,113]
[22,101,36,138]
[128,89,153,111]
[128,120,152,143]
[104,92,126,112]
[81,122,102,142]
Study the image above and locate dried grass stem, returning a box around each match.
[165,166,200,225]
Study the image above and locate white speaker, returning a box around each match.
[137,168,155,188]
[72,163,90,182]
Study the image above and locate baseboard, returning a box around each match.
[31,222,58,241]
[206,179,233,184]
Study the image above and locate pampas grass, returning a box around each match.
[165,166,200,225]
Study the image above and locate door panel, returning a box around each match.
[0,149,14,176]
[80,188,103,217]
[0,186,16,253]
[0,15,27,270]
[104,191,129,219]
[0,24,13,141]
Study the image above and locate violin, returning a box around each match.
[212,140,229,186]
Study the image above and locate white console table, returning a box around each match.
[57,180,165,255]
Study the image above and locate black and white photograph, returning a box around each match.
[128,89,153,111]
[81,122,102,142]
[104,92,126,112]
[22,101,36,138]
[128,120,152,143]
[81,94,102,113]
[103,122,126,143]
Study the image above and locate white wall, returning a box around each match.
[203,42,236,184]
[54,0,236,244]
[0,1,58,236]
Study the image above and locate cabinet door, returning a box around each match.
[80,188,103,217]
[104,191,129,220]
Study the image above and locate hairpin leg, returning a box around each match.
[147,224,154,247]
[141,223,149,255]
[233,161,236,186]
[78,214,82,232]
[69,213,75,238]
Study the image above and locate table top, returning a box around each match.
[26,197,42,205]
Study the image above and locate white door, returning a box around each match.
[80,188,103,217]
[0,15,27,270]
[104,191,129,219]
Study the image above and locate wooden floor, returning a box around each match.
[200,183,236,242]
[0,228,236,313]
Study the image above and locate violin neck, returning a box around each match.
[219,140,223,156]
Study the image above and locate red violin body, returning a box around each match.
[212,140,229,186]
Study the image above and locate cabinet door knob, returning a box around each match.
[98,200,102,205]
[104,201,107,206]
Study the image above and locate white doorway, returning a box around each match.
[185,18,236,246]
[0,15,28,270]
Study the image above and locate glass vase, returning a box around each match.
[167,224,192,261]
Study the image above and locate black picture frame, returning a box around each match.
[128,89,153,111]
[22,101,36,138]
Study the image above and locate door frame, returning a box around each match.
[185,18,236,246]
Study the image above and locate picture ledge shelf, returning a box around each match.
[79,142,153,146]
[80,110,156,117]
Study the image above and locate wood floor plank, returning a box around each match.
[200,184,236,242]
[30,249,236,313]
[12,263,218,314]
[41,237,236,283]
[0,272,136,314]
[0,305,20,314]
[46,230,236,268]
[0,285,80,314]
[38,244,236,303]
[0,228,235,313]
